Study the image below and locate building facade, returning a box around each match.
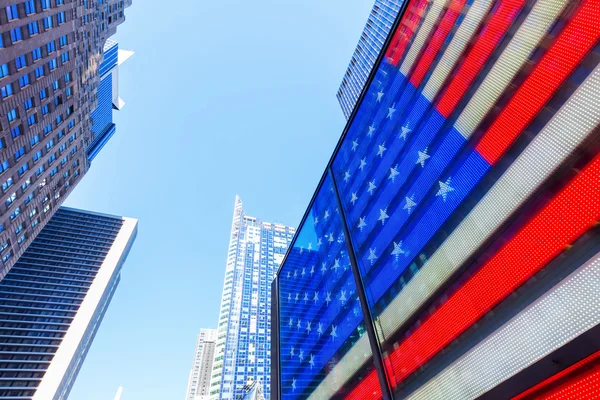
[0,207,137,399]
[186,328,217,400]
[210,196,294,400]
[0,0,132,280]
[336,0,404,119]
[274,1,600,399]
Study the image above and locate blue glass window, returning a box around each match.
[47,41,56,53]
[41,104,49,115]
[13,222,22,234]
[2,177,13,193]
[1,83,13,98]
[0,34,4,48]
[65,87,72,98]
[19,74,30,88]
[7,108,18,123]
[5,5,18,21]
[27,114,36,127]
[15,55,26,70]
[32,47,42,61]
[52,80,59,91]
[59,143,66,153]
[55,115,62,125]
[46,139,54,150]
[33,150,42,162]
[64,72,71,82]
[28,21,39,35]
[47,154,56,165]
[48,59,57,71]
[43,124,52,135]
[2,250,12,263]
[0,160,9,174]
[41,0,50,10]
[24,97,33,110]
[59,35,68,47]
[30,135,39,147]
[10,27,22,42]
[10,207,20,220]
[0,64,8,78]
[40,88,48,100]
[14,146,25,161]
[25,0,36,14]
[67,120,75,130]
[35,66,45,79]
[49,167,57,177]
[57,11,65,24]
[18,162,28,177]
[43,16,53,29]
[61,52,69,63]
[10,125,20,138]
[35,165,44,176]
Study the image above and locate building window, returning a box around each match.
[48,59,57,71]
[25,0,36,14]
[17,233,26,245]
[33,150,42,163]
[43,204,50,214]
[35,66,45,79]
[55,115,62,125]
[19,74,30,88]
[64,72,71,82]
[28,21,39,36]
[65,87,72,98]
[41,0,50,10]
[57,11,65,24]
[61,52,69,63]
[2,177,13,193]
[10,207,20,220]
[41,104,49,115]
[31,218,39,229]
[27,114,36,127]
[2,250,12,263]
[10,27,22,43]
[59,143,66,153]
[32,47,42,61]
[43,16,53,29]
[21,178,30,191]
[49,167,57,177]
[14,222,22,234]
[0,160,8,174]
[14,147,25,161]
[10,125,20,138]
[43,124,52,135]
[67,120,75,130]
[7,109,18,123]
[59,35,68,47]
[6,193,17,208]
[30,135,39,147]
[35,165,44,177]
[0,240,9,252]
[24,97,33,110]
[15,55,26,70]
[46,139,55,150]
[47,41,56,53]
[0,64,9,79]
[40,88,48,100]
[47,153,56,165]
[5,5,18,20]
[1,83,13,98]
[28,207,36,218]
[18,162,28,177]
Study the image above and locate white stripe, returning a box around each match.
[408,252,600,399]
[421,0,495,102]
[400,0,452,76]
[454,0,570,138]
[308,53,600,400]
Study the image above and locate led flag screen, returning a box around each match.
[275,0,600,399]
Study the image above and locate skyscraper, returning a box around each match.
[273,1,600,399]
[210,196,294,400]
[336,0,404,119]
[0,207,137,399]
[0,0,132,279]
[186,328,218,400]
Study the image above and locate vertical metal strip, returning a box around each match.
[329,166,392,400]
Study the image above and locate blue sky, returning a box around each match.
[64,0,373,399]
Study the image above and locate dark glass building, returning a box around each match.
[0,207,137,399]
[273,1,600,399]
[0,0,132,279]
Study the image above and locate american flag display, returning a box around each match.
[275,0,600,399]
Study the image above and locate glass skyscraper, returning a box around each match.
[274,1,600,399]
[0,207,137,399]
[186,328,218,400]
[336,0,405,119]
[210,196,294,400]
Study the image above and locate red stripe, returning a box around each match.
[409,0,468,87]
[385,0,431,66]
[513,350,600,399]
[476,0,600,165]
[346,148,600,400]
[436,0,526,118]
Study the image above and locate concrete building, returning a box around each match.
[209,196,294,400]
[186,328,217,400]
[0,207,137,399]
[0,0,132,279]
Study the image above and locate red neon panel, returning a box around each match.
[436,0,526,118]
[476,0,600,165]
[385,0,431,66]
[513,349,600,399]
[345,152,600,400]
[409,0,468,87]
[534,364,600,399]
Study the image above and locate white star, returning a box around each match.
[306,321,311,333]
[313,291,319,304]
[317,237,322,248]
[301,267,306,277]
[391,241,405,259]
[289,317,293,327]
[292,378,296,392]
[287,271,290,279]
[328,232,334,244]
[368,125,375,137]
[310,265,315,276]
[404,195,417,214]
[324,210,330,220]
[400,125,411,140]
[377,142,387,158]
[330,325,338,340]
[330,258,339,272]
[339,290,347,304]
[416,148,430,168]
[309,354,315,368]
[357,217,367,231]
[308,242,312,250]
[321,262,327,274]
[378,208,389,225]
[317,323,323,337]
[436,177,455,201]
[325,292,332,305]
[389,165,399,182]
[290,347,295,357]
[294,270,297,278]
[294,293,299,303]
[297,319,302,330]
[299,349,304,361]
[359,158,367,171]
[344,171,351,182]
[368,248,377,264]
[377,91,384,102]
[387,104,396,119]
[314,216,319,225]
[288,293,291,303]
[351,140,358,151]
[350,192,358,205]
[367,180,377,195]
[303,292,309,303]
